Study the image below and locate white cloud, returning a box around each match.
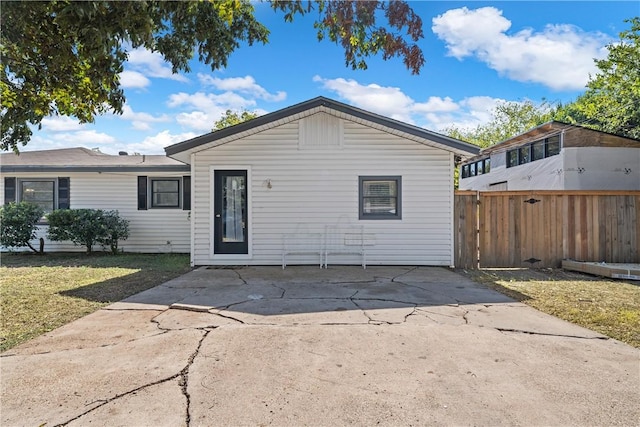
[23,130,118,153]
[312,76,415,121]
[126,47,189,83]
[55,130,117,146]
[167,91,265,131]
[314,75,508,132]
[198,74,287,102]
[167,91,255,111]
[176,111,217,132]
[432,7,610,90]
[413,96,460,114]
[124,130,199,155]
[40,116,85,132]
[119,70,151,89]
[120,105,170,131]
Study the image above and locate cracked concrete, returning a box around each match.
[2,266,639,426]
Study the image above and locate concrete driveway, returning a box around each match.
[2,266,638,426]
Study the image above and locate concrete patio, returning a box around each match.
[1,266,638,426]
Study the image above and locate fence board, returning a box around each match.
[454,190,640,268]
[453,191,478,269]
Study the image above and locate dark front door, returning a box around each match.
[214,170,248,254]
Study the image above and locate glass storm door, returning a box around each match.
[214,170,248,254]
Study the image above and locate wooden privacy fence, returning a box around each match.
[454,191,640,269]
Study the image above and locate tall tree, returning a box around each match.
[444,100,554,149]
[213,109,260,131]
[561,18,640,139]
[1,1,425,152]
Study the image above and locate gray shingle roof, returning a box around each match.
[1,147,189,173]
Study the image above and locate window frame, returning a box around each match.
[149,177,182,209]
[546,135,561,157]
[507,149,519,168]
[358,176,402,220]
[461,164,470,179]
[518,145,531,165]
[460,158,491,179]
[18,179,57,213]
[506,133,562,168]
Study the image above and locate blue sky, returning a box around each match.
[26,1,639,155]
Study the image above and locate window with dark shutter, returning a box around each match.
[58,177,70,209]
[4,177,16,204]
[183,176,191,210]
[138,176,148,210]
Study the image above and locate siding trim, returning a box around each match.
[448,152,455,267]
[190,154,196,267]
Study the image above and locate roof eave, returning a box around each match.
[0,165,191,173]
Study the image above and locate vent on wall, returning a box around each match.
[299,112,343,149]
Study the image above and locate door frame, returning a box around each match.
[209,166,252,260]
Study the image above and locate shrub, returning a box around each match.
[98,210,129,254]
[0,202,45,253]
[47,209,129,254]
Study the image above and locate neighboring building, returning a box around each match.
[1,147,191,253]
[165,96,479,267]
[459,121,640,191]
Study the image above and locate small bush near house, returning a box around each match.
[47,209,129,254]
[98,210,130,254]
[0,202,44,253]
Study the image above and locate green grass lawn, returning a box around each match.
[459,268,640,348]
[0,252,191,352]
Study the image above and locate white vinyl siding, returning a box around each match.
[1,171,190,253]
[191,114,454,266]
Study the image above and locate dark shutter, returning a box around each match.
[137,176,147,210]
[183,176,191,210]
[4,177,16,204]
[58,177,70,209]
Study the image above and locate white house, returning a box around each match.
[165,97,479,267]
[1,147,191,253]
[459,121,640,191]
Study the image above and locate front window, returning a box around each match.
[359,176,401,220]
[151,179,180,208]
[20,180,55,213]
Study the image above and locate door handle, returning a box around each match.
[215,214,221,218]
